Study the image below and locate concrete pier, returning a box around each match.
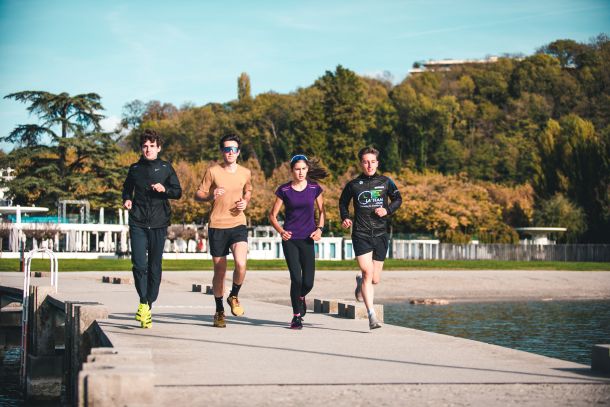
[1,271,609,406]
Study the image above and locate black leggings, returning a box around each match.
[282,238,315,314]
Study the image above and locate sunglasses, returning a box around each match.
[290,154,308,164]
[221,146,239,154]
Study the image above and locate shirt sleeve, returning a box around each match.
[386,178,402,215]
[197,167,213,196]
[121,165,134,201]
[275,185,285,200]
[164,163,182,200]
[339,182,352,221]
[315,184,323,198]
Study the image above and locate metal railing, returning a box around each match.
[391,241,610,262]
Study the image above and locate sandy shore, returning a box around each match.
[153,269,610,306]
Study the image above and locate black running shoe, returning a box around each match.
[290,315,303,330]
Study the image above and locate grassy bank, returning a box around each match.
[0,258,608,272]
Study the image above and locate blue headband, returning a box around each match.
[290,154,308,164]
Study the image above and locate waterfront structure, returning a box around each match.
[1,206,604,262]
[515,227,568,245]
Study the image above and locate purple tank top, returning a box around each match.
[275,181,323,239]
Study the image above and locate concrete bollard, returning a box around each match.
[314,299,340,314]
[192,284,202,292]
[322,300,339,314]
[591,344,610,374]
[338,301,384,322]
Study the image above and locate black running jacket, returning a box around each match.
[122,157,182,229]
[339,173,402,238]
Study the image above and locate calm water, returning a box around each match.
[385,300,610,365]
[0,347,23,407]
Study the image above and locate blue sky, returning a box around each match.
[1,0,608,152]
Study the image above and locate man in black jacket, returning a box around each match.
[122,130,182,328]
[339,146,402,330]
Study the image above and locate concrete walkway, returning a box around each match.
[1,271,609,406]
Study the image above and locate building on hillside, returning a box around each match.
[410,56,499,74]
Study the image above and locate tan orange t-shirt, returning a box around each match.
[198,164,253,229]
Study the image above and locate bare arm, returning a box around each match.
[309,193,325,241]
[269,197,291,240]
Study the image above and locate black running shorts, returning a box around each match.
[208,225,248,257]
[351,234,389,261]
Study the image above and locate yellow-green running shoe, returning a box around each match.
[135,303,150,322]
[141,308,152,329]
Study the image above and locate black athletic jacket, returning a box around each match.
[339,173,402,238]
[122,157,182,229]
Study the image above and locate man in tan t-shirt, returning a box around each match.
[196,135,252,328]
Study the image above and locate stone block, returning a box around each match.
[78,367,154,407]
[2,326,20,347]
[337,301,354,317]
[314,299,340,313]
[32,286,56,356]
[322,299,339,314]
[0,308,21,327]
[591,344,610,374]
[338,301,384,322]
[192,284,202,292]
[27,354,63,399]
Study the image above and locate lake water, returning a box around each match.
[385,300,610,365]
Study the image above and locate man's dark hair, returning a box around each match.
[139,129,162,147]
[219,134,242,150]
[358,146,379,161]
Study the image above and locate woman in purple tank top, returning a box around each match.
[269,154,327,329]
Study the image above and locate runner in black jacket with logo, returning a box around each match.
[122,130,182,328]
[339,146,402,330]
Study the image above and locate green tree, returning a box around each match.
[3,91,104,178]
[238,72,252,102]
[316,65,371,175]
[533,193,586,242]
[1,91,125,209]
[538,39,587,68]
